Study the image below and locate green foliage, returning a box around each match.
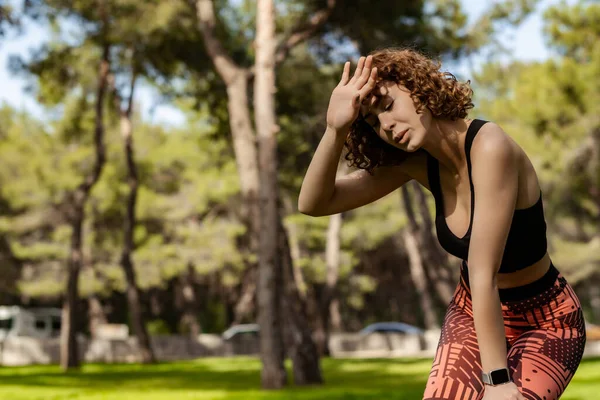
[6,0,598,335]
[0,3,17,37]
[0,107,66,210]
[459,0,542,54]
[342,194,408,252]
[146,319,172,335]
[276,46,340,193]
[199,299,228,333]
[0,96,243,298]
[544,0,600,62]
[284,190,407,308]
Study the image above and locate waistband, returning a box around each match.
[460,261,560,302]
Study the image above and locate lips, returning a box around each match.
[393,129,409,144]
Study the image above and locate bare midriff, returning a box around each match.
[496,253,552,289]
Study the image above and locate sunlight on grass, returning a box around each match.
[0,357,596,399]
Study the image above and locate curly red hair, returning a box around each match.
[344,48,474,173]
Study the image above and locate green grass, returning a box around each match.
[0,357,597,400]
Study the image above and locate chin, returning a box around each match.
[403,135,424,152]
[399,139,416,152]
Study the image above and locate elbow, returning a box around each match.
[297,203,313,216]
[468,269,498,292]
[297,197,327,217]
[297,194,311,215]
[298,203,322,217]
[298,188,335,216]
[297,192,323,216]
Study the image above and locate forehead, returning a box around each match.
[360,82,396,118]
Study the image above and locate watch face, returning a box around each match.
[490,369,510,384]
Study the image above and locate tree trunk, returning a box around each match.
[279,217,324,385]
[197,0,261,234]
[197,0,262,330]
[255,0,287,388]
[0,233,21,304]
[329,299,342,332]
[401,186,438,330]
[282,196,308,298]
[198,0,326,386]
[587,278,600,324]
[233,267,256,324]
[590,126,600,236]
[316,212,342,356]
[62,215,84,369]
[121,256,155,363]
[118,73,155,364]
[60,44,110,371]
[179,264,202,337]
[88,296,107,339]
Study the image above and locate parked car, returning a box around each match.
[587,322,600,341]
[359,322,424,336]
[222,324,260,341]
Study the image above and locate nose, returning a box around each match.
[379,114,395,132]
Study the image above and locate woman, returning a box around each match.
[298,48,586,400]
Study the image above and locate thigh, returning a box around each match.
[507,286,586,400]
[423,294,484,400]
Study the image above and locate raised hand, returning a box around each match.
[326,55,378,132]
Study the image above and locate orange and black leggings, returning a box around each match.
[423,262,586,400]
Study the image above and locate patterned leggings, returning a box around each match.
[423,262,586,400]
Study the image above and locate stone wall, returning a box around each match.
[1,332,598,366]
[0,335,225,366]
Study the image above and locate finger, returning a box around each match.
[338,61,351,86]
[349,56,365,83]
[356,55,373,86]
[358,67,378,99]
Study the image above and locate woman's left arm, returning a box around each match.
[468,124,524,400]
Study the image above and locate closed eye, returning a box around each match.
[385,100,394,111]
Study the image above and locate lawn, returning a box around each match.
[0,357,597,400]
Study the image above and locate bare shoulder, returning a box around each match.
[471,121,543,208]
[471,122,518,169]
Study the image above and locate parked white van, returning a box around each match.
[0,306,62,339]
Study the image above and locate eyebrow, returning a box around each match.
[362,97,381,121]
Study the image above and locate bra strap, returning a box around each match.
[465,119,488,231]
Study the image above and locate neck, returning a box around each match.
[421,118,471,174]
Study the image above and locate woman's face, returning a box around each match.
[360,81,433,152]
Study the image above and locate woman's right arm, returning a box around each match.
[298,55,411,216]
[298,126,410,217]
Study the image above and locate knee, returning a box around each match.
[518,385,560,400]
[422,376,482,400]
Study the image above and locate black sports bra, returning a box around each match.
[426,119,548,273]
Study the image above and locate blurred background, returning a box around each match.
[0,0,599,399]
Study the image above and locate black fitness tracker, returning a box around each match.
[482,368,511,386]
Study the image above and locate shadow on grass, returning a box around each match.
[0,357,430,398]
